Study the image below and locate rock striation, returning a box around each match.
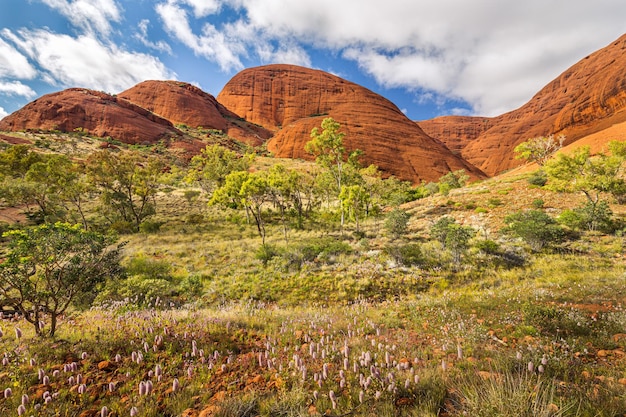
[419,33,626,176]
[217,64,485,183]
[118,80,272,147]
[0,88,183,145]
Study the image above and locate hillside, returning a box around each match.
[217,64,485,184]
[118,80,273,147]
[419,33,626,176]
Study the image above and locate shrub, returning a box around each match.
[255,244,281,266]
[384,243,423,266]
[531,198,544,209]
[502,210,566,251]
[558,201,615,233]
[139,220,163,234]
[179,274,204,299]
[384,208,411,239]
[527,169,548,186]
[126,254,172,281]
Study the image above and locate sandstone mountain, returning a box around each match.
[0,88,183,146]
[419,33,626,176]
[118,80,272,147]
[217,64,485,183]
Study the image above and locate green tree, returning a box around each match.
[438,170,469,196]
[210,171,270,243]
[305,118,362,231]
[384,208,411,239]
[503,210,565,251]
[0,223,122,337]
[544,143,626,226]
[514,134,565,166]
[339,184,369,232]
[86,151,164,232]
[0,145,44,178]
[186,144,253,194]
[430,217,475,265]
[23,155,92,225]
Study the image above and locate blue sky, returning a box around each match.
[0,0,625,122]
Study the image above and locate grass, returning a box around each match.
[1,134,626,415]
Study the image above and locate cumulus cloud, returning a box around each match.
[0,81,37,98]
[0,38,37,79]
[4,28,176,93]
[39,0,121,37]
[156,0,245,71]
[0,107,8,119]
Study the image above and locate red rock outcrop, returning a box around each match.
[118,80,272,147]
[0,88,183,145]
[217,64,485,183]
[421,33,626,176]
[418,116,494,155]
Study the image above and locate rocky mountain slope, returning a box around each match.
[217,64,485,183]
[118,80,272,147]
[419,33,626,176]
[0,88,184,145]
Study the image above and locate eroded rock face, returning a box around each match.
[417,116,493,155]
[421,33,626,176]
[118,80,272,147]
[0,88,182,145]
[218,64,485,183]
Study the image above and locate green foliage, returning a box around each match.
[438,170,469,195]
[0,223,122,336]
[430,216,458,246]
[186,144,253,194]
[179,274,204,299]
[544,143,626,206]
[0,144,44,178]
[558,201,615,233]
[255,243,281,266]
[139,219,164,234]
[384,242,423,266]
[384,208,411,239]
[514,134,564,166]
[339,184,370,231]
[503,210,566,251]
[527,169,548,186]
[305,117,363,230]
[430,217,475,265]
[86,150,165,232]
[531,198,545,209]
[125,254,172,282]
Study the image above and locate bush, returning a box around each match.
[558,201,615,233]
[527,169,547,186]
[503,210,566,251]
[139,220,163,233]
[255,244,281,266]
[384,208,411,239]
[179,274,204,299]
[531,198,544,209]
[384,243,423,266]
[126,254,172,281]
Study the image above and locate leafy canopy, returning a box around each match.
[0,223,122,337]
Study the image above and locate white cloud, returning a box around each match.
[156,1,245,71]
[0,38,37,79]
[5,28,176,93]
[0,106,8,119]
[38,0,121,37]
[179,0,222,17]
[135,19,173,54]
[0,81,37,98]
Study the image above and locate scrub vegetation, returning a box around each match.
[0,125,625,416]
